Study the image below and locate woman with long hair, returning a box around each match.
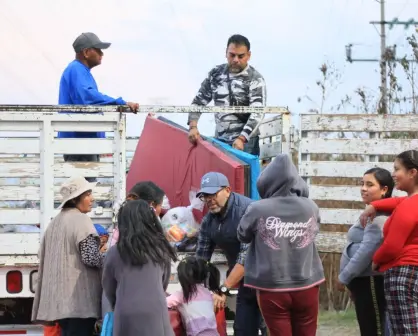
[32,176,103,336]
[102,181,170,319]
[338,167,394,335]
[360,150,418,334]
[102,200,177,336]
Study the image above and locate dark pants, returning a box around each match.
[257,286,319,336]
[58,318,96,336]
[63,154,100,182]
[219,136,260,156]
[347,276,386,336]
[234,286,266,336]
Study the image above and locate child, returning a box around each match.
[166,256,221,336]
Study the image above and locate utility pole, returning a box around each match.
[379,0,388,113]
[345,0,418,114]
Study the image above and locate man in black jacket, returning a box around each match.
[195,172,266,336]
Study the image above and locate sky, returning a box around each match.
[0,0,417,136]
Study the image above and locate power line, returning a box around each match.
[344,0,417,114]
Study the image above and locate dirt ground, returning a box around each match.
[316,309,359,336]
[316,326,359,336]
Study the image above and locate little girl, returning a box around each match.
[167,256,221,336]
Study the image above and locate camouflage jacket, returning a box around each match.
[188,63,266,143]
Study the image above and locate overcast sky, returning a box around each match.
[0,0,417,136]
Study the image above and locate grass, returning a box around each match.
[318,309,358,328]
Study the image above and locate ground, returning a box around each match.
[316,309,359,336]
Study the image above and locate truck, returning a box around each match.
[0,104,289,335]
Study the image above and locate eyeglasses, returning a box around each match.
[198,188,225,202]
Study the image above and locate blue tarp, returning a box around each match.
[207,138,261,200]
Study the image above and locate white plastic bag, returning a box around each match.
[161,191,204,242]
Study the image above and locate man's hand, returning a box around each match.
[232,136,246,151]
[360,204,377,227]
[126,102,139,114]
[372,262,379,271]
[213,293,226,312]
[188,126,201,145]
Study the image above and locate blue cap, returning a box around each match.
[197,172,230,197]
[94,224,108,236]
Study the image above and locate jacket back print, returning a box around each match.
[238,154,325,291]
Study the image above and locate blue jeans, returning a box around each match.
[233,286,266,336]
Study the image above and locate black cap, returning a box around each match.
[72,32,111,53]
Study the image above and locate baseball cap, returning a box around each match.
[197,172,230,197]
[72,32,111,53]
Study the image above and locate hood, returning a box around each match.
[256,154,309,199]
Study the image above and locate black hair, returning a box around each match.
[364,167,394,198]
[128,181,165,205]
[177,256,221,303]
[62,190,91,208]
[227,34,250,51]
[117,199,177,266]
[396,150,418,172]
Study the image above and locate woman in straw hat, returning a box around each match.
[32,176,103,336]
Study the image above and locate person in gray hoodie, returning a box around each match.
[237,154,324,336]
[338,167,394,336]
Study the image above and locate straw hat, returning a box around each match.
[57,176,97,209]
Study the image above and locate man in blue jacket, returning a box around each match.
[195,172,266,336]
[58,32,139,170]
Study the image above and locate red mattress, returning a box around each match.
[127,116,245,208]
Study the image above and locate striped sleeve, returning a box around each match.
[240,76,266,140]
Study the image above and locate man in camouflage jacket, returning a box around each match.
[188,34,266,156]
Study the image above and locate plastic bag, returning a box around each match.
[43,323,61,336]
[161,191,204,243]
[100,311,114,336]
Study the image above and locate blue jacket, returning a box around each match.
[196,192,253,270]
[57,60,126,139]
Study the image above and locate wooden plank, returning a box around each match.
[0,255,38,266]
[299,161,393,178]
[126,139,139,152]
[52,139,114,154]
[259,117,282,139]
[0,208,113,225]
[0,233,40,255]
[0,112,121,122]
[319,208,361,225]
[299,138,418,155]
[310,185,406,201]
[260,141,281,160]
[301,114,418,132]
[316,232,346,253]
[52,121,115,132]
[0,121,41,132]
[0,185,113,201]
[55,162,113,178]
[0,139,40,154]
[0,163,39,178]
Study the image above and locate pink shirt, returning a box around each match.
[167,285,218,336]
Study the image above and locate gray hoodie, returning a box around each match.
[237,154,325,291]
[339,214,388,285]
